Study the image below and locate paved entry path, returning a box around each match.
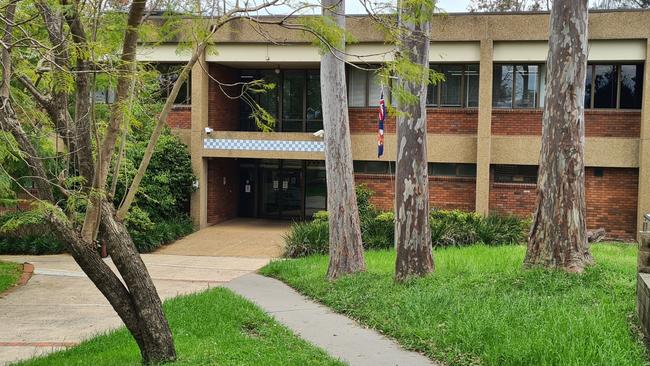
[156,218,290,258]
[225,274,438,366]
[0,254,269,365]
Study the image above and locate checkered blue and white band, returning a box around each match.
[204,138,325,152]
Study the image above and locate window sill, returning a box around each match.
[492,182,537,189]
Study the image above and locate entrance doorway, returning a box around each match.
[238,159,326,220]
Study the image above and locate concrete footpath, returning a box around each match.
[0,254,269,366]
[225,274,438,366]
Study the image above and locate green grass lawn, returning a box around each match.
[14,288,343,366]
[0,260,21,294]
[261,244,647,366]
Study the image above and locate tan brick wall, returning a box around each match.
[491,109,641,138]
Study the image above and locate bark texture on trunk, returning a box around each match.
[394,5,434,282]
[320,0,366,281]
[525,0,593,272]
[100,201,176,363]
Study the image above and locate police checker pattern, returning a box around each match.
[203,138,325,152]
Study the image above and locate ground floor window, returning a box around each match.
[493,165,538,184]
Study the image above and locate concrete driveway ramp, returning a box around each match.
[156,218,290,258]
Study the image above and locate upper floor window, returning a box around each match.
[348,67,386,108]
[493,64,544,109]
[585,63,644,109]
[428,64,479,108]
[156,63,191,105]
[239,69,322,132]
[493,165,538,184]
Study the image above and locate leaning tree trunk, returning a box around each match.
[394,3,434,282]
[100,201,176,363]
[320,0,366,280]
[525,0,593,272]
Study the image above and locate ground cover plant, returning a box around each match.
[0,260,21,294]
[262,244,647,366]
[14,287,343,366]
[283,186,530,258]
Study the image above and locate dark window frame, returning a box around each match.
[427,163,477,178]
[493,165,538,184]
[155,63,192,106]
[585,63,644,110]
[353,160,394,175]
[427,63,480,109]
[492,63,543,109]
[346,65,390,108]
[240,69,322,133]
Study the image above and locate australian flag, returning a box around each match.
[377,92,386,158]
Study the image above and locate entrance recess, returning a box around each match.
[238,159,326,220]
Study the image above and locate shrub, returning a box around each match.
[283,220,329,258]
[362,211,395,250]
[429,210,482,247]
[128,213,194,253]
[0,211,66,255]
[477,213,531,245]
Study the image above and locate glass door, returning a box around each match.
[280,164,303,219]
[260,160,281,218]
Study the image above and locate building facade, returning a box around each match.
[138,10,650,241]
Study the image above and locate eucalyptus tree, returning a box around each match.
[392,0,438,281]
[318,0,366,280]
[525,0,593,271]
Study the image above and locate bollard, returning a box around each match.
[640,214,650,273]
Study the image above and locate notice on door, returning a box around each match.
[245,184,251,193]
[273,180,279,190]
[282,181,289,190]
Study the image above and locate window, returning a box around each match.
[493,165,538,184]
[348,66,387,107]
[240,70,322,132]
[156,64,191,105]
[493,64,543,109]
[353,161,394,174]
[428,163,477,177]
[428,64,479,108]
[584,63,644,109]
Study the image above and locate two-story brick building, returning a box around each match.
[137,10,650,241]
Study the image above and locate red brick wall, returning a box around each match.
[208,64,240,131]
[207,158,239,224]
[166,106,191,129]
[354,174,476,212]
[349,108,478,134]
[488,167,639,240]
[491,109,641,138]
[585,167,638,240]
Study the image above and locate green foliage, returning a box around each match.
[0,211,66,255]
[15,288,343,366]
[125,207,193,253]
[262,244,646,366]
[112,130,195,222]
[282,220,330,258]
[284,187,530,258]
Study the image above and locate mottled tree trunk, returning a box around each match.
[394,3,434,282]
[320,0,366,280]
[525,0,593,272]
